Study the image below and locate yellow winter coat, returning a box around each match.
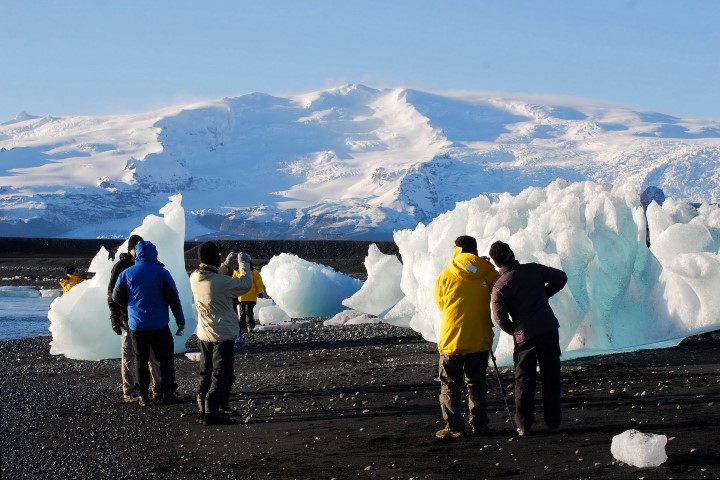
[233,269,264,302]
[59,274,83,294]
[435,248,499,355]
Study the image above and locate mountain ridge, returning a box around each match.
[1,84,719,240]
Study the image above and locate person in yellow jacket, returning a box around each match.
[233,259,265,333]
[59,265,84,294]
[434,235,499,440]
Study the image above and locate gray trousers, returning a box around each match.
[438,350,489,431]
[121,329,161,396]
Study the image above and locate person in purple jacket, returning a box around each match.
[489,240,567,437]
[112,240,186,406]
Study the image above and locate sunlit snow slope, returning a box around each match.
[1,85,719,239]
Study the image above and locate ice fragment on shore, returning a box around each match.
[258,305,290,325]
[610,429,667,467]
[324,310,378,326]
[262,253,361,317]
[342,243,404,316]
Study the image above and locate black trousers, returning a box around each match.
[239,301,257,329]
[513,329,562,431]
[438,350,489,431]
[197,339,236,403]
[130,326,176,396]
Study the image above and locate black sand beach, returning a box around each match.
[1,239,719,479]
[2,327,719,479]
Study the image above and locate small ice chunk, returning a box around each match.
[258,305,290,325]
[610,429,668,467]
[324,310,378,326]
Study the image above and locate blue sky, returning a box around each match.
[2,0,718,122]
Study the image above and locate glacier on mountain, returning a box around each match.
[1,85,719,239]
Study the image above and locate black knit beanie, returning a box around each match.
[127,234,144,252]
[489,240,515,268]
[454,235,478,256]
[198,241,222,268]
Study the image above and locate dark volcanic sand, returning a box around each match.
[1,327,719,480]
[1,240,720,479]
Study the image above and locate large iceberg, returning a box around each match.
[391,179,720,365]
[49,194,196,360]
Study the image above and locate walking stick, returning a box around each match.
[490,351,515,430]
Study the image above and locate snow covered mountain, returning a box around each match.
[1,84,719,240]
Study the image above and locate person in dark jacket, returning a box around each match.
[489,240,567,437]
[112,240,185,406]
[107,234,162,403]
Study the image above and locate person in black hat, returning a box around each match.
[190,242,252,425]
[489,240,567,437]
[107,234,162,403]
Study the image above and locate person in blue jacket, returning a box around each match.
[112,240,185,406]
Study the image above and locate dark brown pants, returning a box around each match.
[438,351,489,432]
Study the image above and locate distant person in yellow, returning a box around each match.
[233,258,264,333]
[59,265,84,294]
[434,235,499,440]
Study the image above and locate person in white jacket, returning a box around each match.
[190,242,252,425]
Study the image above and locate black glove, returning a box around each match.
[111,317,122,336]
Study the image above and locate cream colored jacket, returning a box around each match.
[190,261,252,342]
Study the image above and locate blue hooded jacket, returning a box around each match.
[112,241,185,332]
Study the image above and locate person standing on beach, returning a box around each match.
[107,234,162,403]
[434,235,499,439]
[112,240,185,406]
[489,240,567,437]
[59,265,84,293]
[190,242,252,425]
[234,259,264,333]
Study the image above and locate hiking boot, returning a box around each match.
[152,390,163,400]
[435,427,465,440]
[138,394,150,407]
[470,424,490,436]
[123,395,141,404]
[516,427,530,437]
[204,399,232,426]
[220,401,239,416]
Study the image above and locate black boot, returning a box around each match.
[204,398,231,426]
[219,396,239,416]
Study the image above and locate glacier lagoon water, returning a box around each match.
[0,287,57,340]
